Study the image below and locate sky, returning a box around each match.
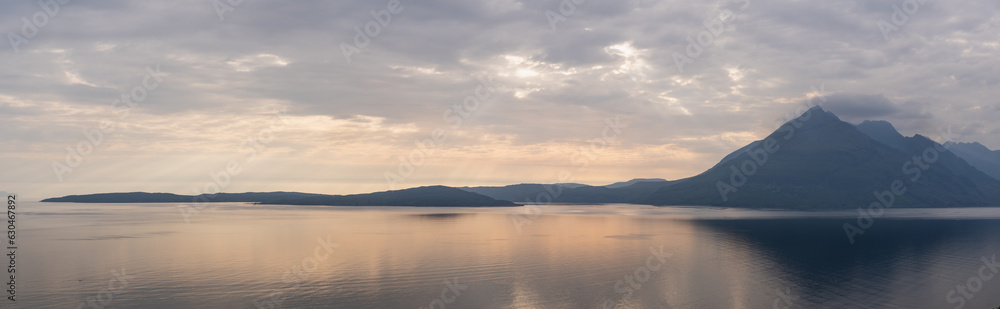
[1,0,998,200]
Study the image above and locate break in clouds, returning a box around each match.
[0,0,998,198]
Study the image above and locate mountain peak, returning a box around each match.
[644,105,1000,208]
[857,120,901,134]
[946,141,993,153]
[792,105,841,127]
[808,105,837,117]
[806,105,827,113]
[944,141,1000,181]
[856,120,907,151]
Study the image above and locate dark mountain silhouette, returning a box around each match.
[43,187,518,207]
[259,186,518,206]
[459,180,669,204]
[640,107,1000,208]
[460,183,578,204]
[43,192,193,203]
[855,121,999,186]
[42,192,330,203]
[945,141,1000,181]
[604,178,670,188]
[554,181,672,203]
[855,120,909,151]
[43,107,1000,209]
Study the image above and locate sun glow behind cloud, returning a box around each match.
[227,54,290,72]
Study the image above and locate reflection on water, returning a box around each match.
[410,213,471,220]
[14,203,1000,308]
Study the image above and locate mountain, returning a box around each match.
[604,178,670,188]
[855,121,999,185]
[42,192,331,203]
[855,120,909,151]
[945,141,1000,181]
[460,183,586,204]
[43,186,518,207]
[261,186,518,206]
[43,192,193,203]
[554,181,673,203]
[641,107,1000,208]
[44,108,1000,209]
[460,180,671,204]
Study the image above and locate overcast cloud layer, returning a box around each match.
[1,0,998,200]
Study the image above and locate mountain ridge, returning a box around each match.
[43,107,1000,209]
[945,141,1000,181]
[43,186,519,207]
[641,106,1000,208]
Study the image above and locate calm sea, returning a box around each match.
[11,202,1000,308]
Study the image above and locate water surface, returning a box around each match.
[14,202,1000,308]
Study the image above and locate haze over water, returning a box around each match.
[15,202,1000,308]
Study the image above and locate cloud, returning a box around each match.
[1,0,998,198]
[821,93,901,120]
